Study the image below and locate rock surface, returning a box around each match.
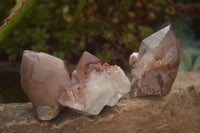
[1,72,200,133]
[59,51,131,115]
[20,50,71,120]
[129,25,183,97]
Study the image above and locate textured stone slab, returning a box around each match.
[0,72,200,133]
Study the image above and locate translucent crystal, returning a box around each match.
[77,51,101,80]
[59,52,130,115]
[20,50,70,120]
[129,25,183,97]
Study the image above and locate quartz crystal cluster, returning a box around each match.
[129,25,183,97]
[20,51,130,120]
[59,52,131,115]
[20,50,71,120]
[20,25,183,120]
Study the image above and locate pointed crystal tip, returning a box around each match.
[77,51,101,79]
[142,25,171,49]
[77,51,100,68]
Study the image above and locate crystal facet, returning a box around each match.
[129,25,183,97]
[59,52,131,115]
[77,51,101,80]
[20,50,70,120]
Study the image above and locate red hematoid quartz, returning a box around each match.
[20,50,70,120]
[59,51,130,115]
[129,25,183,97]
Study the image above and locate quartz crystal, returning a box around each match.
[20,50,70,120]
[59,51,131,115]
[129,25,183,97]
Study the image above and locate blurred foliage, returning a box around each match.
[175,18,200,72]
[0,0,36,43]
[0,0,199,69]
[0,0,175,67]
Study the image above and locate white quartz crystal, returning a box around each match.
[59,52,130,115]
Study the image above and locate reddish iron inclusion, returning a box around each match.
[59,51,130,115]
[129,25,183,97]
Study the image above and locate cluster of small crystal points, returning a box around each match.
[59,52,130,115]
[20,25,182,120]
[20,51,130,119]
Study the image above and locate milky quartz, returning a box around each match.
[59,52,130,115]
[20,50,70,120]
[129,25,183,97]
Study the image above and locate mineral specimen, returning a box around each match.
[20,50,70,120]
[129,25,183,97]
[59,51,131,115]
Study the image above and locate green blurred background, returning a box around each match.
[0,0,200,103]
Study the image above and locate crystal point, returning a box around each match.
[129,25,183,97]
[20,50,70,120]
[59,52,130,115]
[77,51,101,80]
